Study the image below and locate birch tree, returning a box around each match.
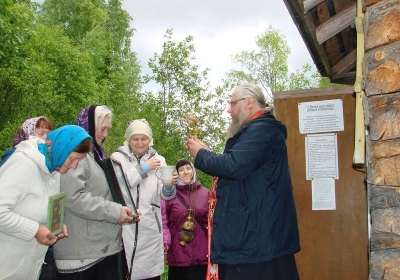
[225,26,331,101]
[143,29,230,186]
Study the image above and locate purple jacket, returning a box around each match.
[162,181,210,266]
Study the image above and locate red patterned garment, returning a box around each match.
[206,177,219,280]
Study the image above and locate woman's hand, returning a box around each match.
[55,224,68,240]
[165,172,178,189]
[118,206,141,224]
[145,157,161,171]
[34,225,57,246]
[164,243,169,264]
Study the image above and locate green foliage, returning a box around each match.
[226,26,290,100]
[0,0,35,127]
[287,64,340,90]
[39,0,108,45]
[21,24,99,124]
[161,265,168,280]
[0,0,141,154]
[144,29,230,188]
[0,121,19,155]
[287,63,320,90]
[0,1,339,190]
[318,76,341,88]
[225,26,332,101]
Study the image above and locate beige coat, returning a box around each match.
[111,144,173,280]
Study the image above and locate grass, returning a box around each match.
[161,265,169,280]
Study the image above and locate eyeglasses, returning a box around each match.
[229,97,246,107]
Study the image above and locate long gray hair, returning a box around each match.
[234,83,274,114]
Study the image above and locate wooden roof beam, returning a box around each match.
[316,3,357,44]
[303,0,325,13]
[283,0,332,77]
[332,48,356,76]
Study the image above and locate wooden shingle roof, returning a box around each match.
[283,0,358,85]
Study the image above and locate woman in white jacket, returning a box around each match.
[111,119,177,280]
[0,125,92,280]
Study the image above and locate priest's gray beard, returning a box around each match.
[226,111,250,140]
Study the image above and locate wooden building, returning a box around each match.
[280,0,400,279]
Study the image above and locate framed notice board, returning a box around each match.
[273,86,368,280]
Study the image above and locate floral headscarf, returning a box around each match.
[38,125,92,172]
[75,105,107,162]
[13,116,44,147]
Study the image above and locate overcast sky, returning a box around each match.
[122,0,316,90]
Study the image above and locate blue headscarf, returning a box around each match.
[38,125,92,172]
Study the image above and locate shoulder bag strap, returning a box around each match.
[126,183,139,280]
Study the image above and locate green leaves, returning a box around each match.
[0,0,141,155]
[225,25,332,101]
[144,28,230,188]
[1,2,337,190]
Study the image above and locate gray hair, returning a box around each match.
[94,105,113,131]
[234,83,274,113]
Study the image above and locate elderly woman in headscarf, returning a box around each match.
[111,119,178,280]
[74,104,109,162]
[54,105,137,280]
[0,116,53,167]
[0,125,92,280]
[162,158,210,280]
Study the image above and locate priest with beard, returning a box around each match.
[185,83,300,280]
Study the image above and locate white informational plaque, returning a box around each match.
[298,99,344,134]
[305,133,339,180]
[312,178,336,211]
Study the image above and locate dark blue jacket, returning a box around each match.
[194,113,300,265]
[0,148,15,167]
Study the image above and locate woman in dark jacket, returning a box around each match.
[163,159,210,280]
